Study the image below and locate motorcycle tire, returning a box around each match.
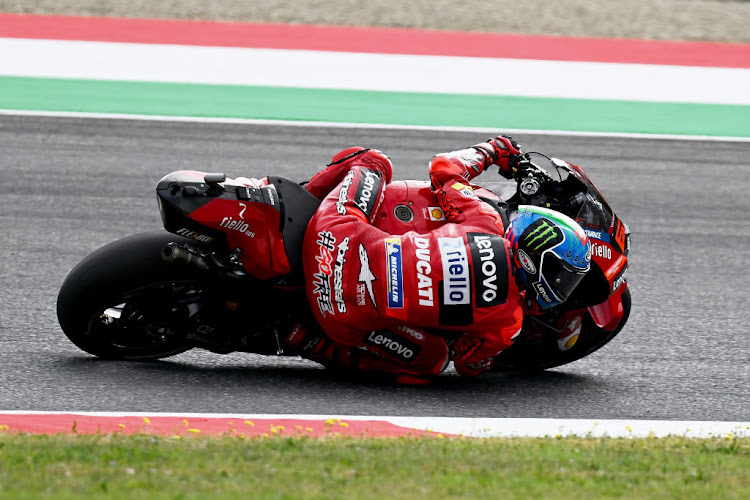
[491,287,631,372]
[57,231,212,360]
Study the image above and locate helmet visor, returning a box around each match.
[540,251,588,303]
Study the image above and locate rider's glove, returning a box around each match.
[451,335,495,377]
[480,135,523,178]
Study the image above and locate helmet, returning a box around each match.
[505,206,591,309]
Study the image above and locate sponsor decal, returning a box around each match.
[219,215,256,238]
[613,216,629,253]
[427,207,445,222]
[335,170,356,215]
[262,185,277,207]
[357,243,378,311]
[312,231,336,317]
[356,284,366,306]
[606,255,626,280]
[395,326,425,341]
[175,228,215,243]
[557,316,583,351]
[451,182,475,198]
[584,228,603,240]
[438,237,470,305]
[522,219,563,252]
[333,237,350,314]
[355,169,382,219]
[613,266,628,292]
[591,240,613,260]
[468,233,508,308]
[364,330,420,362]
[516,248,536,274]
[385,238,404,309]
[414,237,434,307]
[532,281,554,304]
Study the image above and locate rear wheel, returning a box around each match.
[57,231,211,360]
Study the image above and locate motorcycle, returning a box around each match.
[57,151,631,372]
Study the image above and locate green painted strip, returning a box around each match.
[2,76,748,137]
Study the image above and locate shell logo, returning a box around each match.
[557,316,583,351]
[428,207,445,221]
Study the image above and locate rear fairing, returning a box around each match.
[156,171,289,280]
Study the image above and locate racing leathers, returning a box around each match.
[297,136,526,377]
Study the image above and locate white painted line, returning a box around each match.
[2,411,748,439]
[388,417,750,439]
[3,109,750,142]
[2,38,750,105]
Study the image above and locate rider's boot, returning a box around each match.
[305,147,393,200]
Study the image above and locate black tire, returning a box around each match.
[492,288,631,371]
[57,231,211,360]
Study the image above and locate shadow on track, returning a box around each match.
[51,354,602,418]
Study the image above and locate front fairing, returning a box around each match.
[566,162,630,308]
[527,159,630,328]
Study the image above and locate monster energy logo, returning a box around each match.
[523,219,563,251]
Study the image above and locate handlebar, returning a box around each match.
[510,154,554,196]
[504,152,587,218]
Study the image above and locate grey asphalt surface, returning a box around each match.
[1,114,749,421]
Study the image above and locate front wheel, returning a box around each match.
[57,231,212,360]
[491,288,631,371]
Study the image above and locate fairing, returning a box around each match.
[156,171,290,281]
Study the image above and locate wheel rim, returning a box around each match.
[87,281,204,358]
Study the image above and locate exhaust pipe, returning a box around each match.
[162,242,210,272]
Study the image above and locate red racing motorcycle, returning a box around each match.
[57,152,631,372]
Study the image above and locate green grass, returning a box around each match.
[1,434,749,499]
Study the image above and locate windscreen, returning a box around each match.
[575,190,614,236]
[566,163,615,240]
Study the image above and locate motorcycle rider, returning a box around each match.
[282,135,592,382]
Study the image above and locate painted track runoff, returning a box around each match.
[2,411,748,439]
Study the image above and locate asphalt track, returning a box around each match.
[1,114,749,422]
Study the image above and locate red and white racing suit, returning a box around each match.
[299,141,525,377]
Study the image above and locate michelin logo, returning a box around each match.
[385,238,403,308]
